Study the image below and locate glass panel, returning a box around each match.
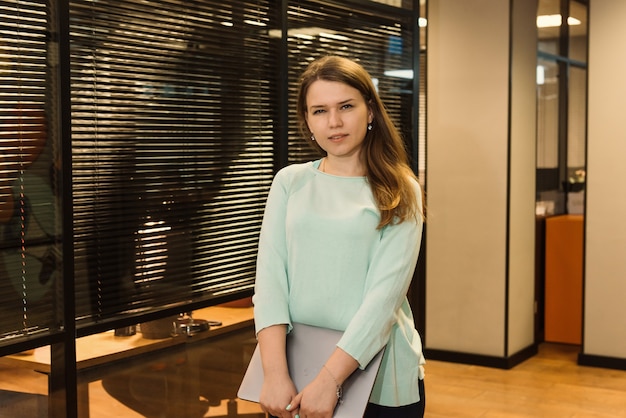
[536,59,559,171]
[0,0,63,345]
[567,67,586,173]
[536,0,588,215]
[536,58,562,213]
[569,0,587,62]
[537,0,560,55]
[566,65,586,214]
[69,0,276,328]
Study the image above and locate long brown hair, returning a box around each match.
[296,55,423,228]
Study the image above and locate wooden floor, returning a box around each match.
[1,341,625,417]
[424,343,626,417]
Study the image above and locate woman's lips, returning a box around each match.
[328,133,347,141]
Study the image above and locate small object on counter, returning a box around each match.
[140,316,178,339]
[114,325,137,337]
[173,316,210,336]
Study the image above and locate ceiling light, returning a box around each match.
[384,69,413,79]
[537,14,581,28]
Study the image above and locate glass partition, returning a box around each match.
[536,0,588,215]
[536,58,562,213]
[0,1,59,411]
[0,0,63,351]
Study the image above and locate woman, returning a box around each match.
[253,55,425,418]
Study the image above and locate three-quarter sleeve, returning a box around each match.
[337,181,424,368]
[252,168,293,334]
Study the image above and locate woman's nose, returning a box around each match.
[328,110,342,127]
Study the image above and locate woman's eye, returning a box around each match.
[341,104,353,110]
[312,109,325,115]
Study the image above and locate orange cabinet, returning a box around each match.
[544,215,584,345]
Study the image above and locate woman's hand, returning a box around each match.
[285,368,340,418]
[259,371,299,418]
[257,324,299,417]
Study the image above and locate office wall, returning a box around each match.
[425,0,536,363]
[583,0,626,364]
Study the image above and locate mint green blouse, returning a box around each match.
[253,160,425,407]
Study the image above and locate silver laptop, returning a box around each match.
[238,322,385,418]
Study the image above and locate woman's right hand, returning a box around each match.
[259,371,299,418]
[257,324,298,417]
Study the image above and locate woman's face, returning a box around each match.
[305,79,372,160]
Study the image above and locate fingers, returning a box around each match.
[288,392,302,410]
[286,405,300,418]
[286,393,301,417]
[261,400,300,418]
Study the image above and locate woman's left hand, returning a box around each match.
[287,369,339,418]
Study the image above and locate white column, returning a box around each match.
[582,0,626,367]
[425,0,537,365]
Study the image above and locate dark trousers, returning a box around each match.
[270,378,425,418]
[363,378,425,418]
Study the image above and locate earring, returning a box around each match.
[367,123,372,131]
[311,134,316,141]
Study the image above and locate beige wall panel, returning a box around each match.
[585,0,626,359]
[507,0,538,355]
[426,0,509,356]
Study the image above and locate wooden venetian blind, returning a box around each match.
[69,0,277,328]
[1,0,420,345]
[0,0,61,344]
